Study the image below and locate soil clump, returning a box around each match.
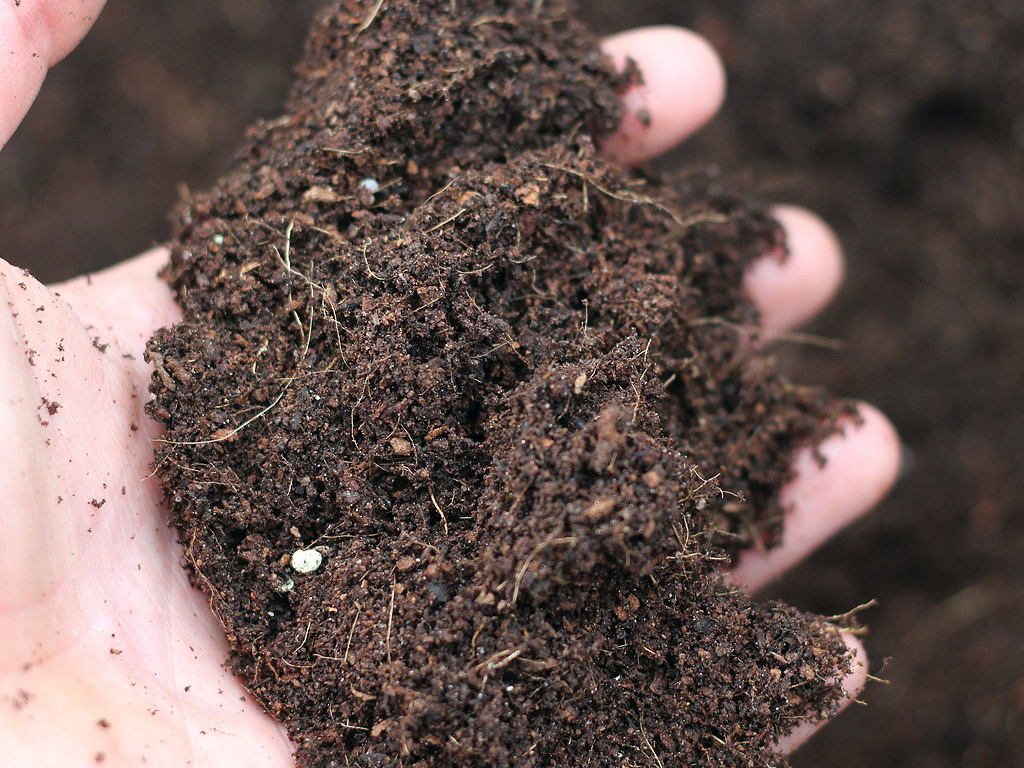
[146,1,857,765]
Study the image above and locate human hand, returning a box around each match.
[0,8,899,766]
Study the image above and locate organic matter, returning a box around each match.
[146,2,857,766]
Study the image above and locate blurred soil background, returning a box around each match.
[2,1,1021,766]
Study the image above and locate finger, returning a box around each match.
[728,402,901,592]
[779,633,868,753]
[744,205,845,337]
[0,0,106,149]
[599,26,726,166]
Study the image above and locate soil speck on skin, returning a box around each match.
[9,689,32,711]
[147,1,858,766]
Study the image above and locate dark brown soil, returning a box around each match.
[144,1,855,765]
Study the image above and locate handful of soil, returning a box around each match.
[147,1,858,765]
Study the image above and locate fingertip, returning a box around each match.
[778,632,868,754]
[744,205,845,334]
[600,26,726,165]
[0,0,106,148]
[840,632,869,700]
[728,402,901,591]
[791,402,902,517]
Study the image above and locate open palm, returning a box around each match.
[0,8,899,767]
[0,247,296,765]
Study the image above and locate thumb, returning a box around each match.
[0,0,106,148]
[0,258,150,638]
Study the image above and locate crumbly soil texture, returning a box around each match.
[147,1,855,766]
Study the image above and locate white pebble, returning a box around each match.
[290,548,323,574]
[359,177,380,194]
[212,234,225,246]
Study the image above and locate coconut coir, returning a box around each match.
[146,1,857,765]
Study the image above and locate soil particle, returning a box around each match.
[147,1,856,766]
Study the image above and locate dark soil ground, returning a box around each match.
[2,0,1021,767]
[144,1,855,765]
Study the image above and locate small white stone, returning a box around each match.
[290,548,323,574]
[212,234,225,246]
[359,177,380,194]
[695,498,707,511]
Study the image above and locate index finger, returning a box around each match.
[599,26,726,166]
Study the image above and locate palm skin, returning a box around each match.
[0,15,899,768]
[0,251,296,766]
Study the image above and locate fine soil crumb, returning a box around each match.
[147,1,857,766]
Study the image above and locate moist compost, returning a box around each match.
[146,1,857,765]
